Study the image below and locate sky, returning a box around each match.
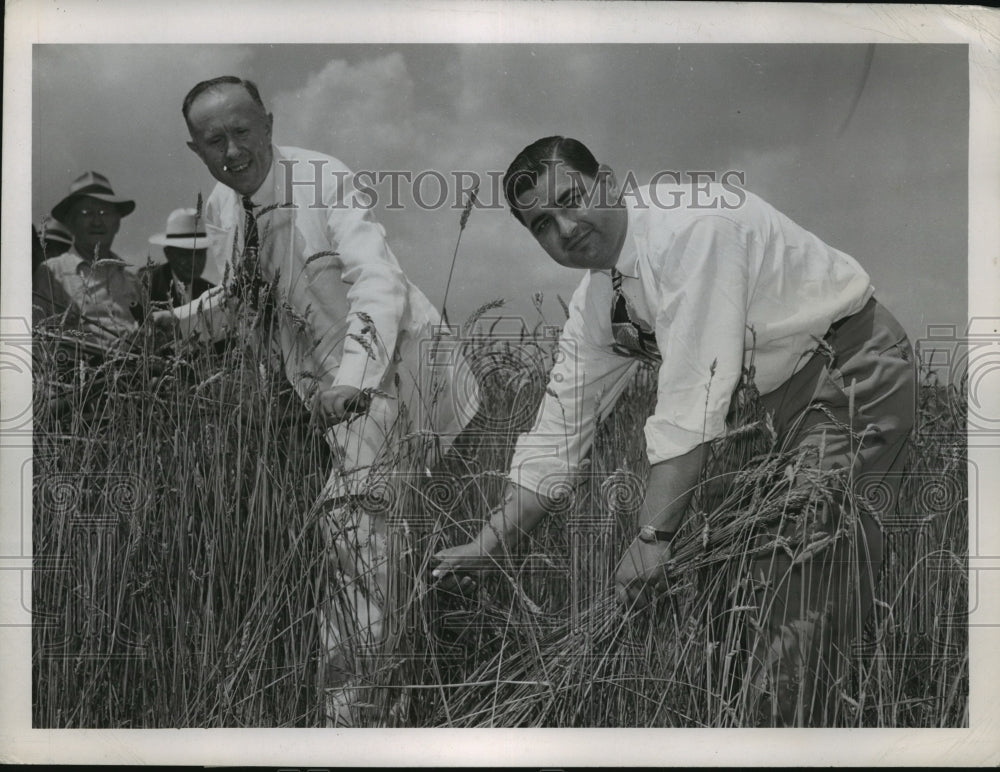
[31,42,968,348]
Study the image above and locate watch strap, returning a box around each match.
[638,525,677,544]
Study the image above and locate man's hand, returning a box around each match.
[313,385,370,427]
[149,309,179,334]
[613,538,674,608]
[431,530,502,594]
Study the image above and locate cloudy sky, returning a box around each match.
[31,42,968,345]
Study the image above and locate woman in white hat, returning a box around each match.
[33,171,145,345]
[142,208,215,308]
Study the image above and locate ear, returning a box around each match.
[265,112,274,140]
[187,139,205,162]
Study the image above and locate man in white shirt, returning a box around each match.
[172,76,477,725]
[434,136,916,727]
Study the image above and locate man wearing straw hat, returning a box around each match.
[434,136,917,727]
[33,171,145,344]
[32,218,74,270]
[165,76,478,726]
[143,207,215,308]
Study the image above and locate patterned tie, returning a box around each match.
[610,268,660,364]
[234,195,268,312]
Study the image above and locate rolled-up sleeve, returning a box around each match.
[509,282,637,498]
[644,216,750,464]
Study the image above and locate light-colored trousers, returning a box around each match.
[315,333,478,723]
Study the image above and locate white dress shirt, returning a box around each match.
[509,183,874,498]
[172,146,475,466]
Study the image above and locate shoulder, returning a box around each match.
[37,252,80,277]
[273,146,354,207]
[630,183,760,258]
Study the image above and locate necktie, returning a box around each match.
[234,195,268,312]
[610,268,660,364]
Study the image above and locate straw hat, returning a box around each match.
[148,208,207,250]
[51,171,136,222]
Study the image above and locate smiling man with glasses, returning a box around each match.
[33,171,145,345]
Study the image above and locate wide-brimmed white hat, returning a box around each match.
[149,208,208,250]
[51,171,136,222]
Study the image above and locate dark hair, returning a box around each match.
[182,76,266,131]
[503,136,600,226]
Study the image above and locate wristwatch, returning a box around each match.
[638,525,677,544]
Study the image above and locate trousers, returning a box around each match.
[742,297,916,726]
[315,332,478,726]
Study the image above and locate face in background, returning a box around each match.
[163,246,208,282]
[514,161,628,271]
[66,195,122,261]
[186,83,274,198]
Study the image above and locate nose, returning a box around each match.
[224,135,242,160]
[553,212,577,239]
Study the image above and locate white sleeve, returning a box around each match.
[644,216,751,464]
[509,282,638,499]
[169,194,234,341]
[170,285,231,341]
[307,174,409,391]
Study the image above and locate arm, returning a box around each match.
[157,284,231,341]
[433,276,637,577]
[613,442,707,605]
[642,215,751,465]
[161,195,236,341]
[310,172,409,394]
[615,216,753,605]
[432,482,551,580]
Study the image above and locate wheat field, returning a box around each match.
[30,296,968,728]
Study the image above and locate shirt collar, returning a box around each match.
[69,247,126,273]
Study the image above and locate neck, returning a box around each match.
[606,205,629,270]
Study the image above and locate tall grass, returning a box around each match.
[31,299,968,728]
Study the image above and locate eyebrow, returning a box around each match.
[554,183,581,208]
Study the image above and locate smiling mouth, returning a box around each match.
[567,231,591,251]
[227,161,250,174]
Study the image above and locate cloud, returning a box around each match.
[272,52,444,171]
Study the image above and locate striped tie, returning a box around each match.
[610,268,660,364]
[233,195,269,313]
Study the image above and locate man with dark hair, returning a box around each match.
[434,135,916,727]
[166,76,477,726]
